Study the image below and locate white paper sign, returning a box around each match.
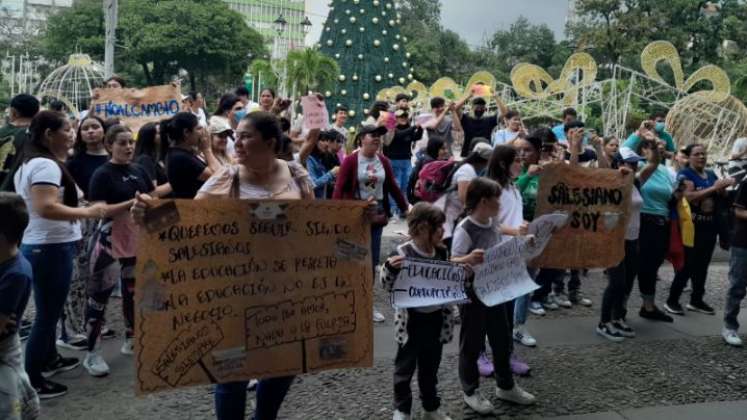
[391,258,469,308]
[524,212,569,260]
[301,95,329,130]
[473,237,540,307]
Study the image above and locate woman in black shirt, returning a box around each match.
[163,112,221,199]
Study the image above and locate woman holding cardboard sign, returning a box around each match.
[133,111,314,420]
[333,123,409,323]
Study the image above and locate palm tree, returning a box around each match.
[248,59,278,95]
[285,48,339,97]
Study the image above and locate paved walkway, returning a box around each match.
[34,224,747,419]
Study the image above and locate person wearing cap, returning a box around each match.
[596,146,645,341]
[333,124,408,323]
[455,90,500,158]
[384,109,423,217]
[394,93,410,112]
[441,142,492,248]
[208,119,235,166]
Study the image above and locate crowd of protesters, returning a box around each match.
[0,78,746,420]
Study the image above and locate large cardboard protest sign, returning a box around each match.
[134,199,373,394]
[533,163,633,269]
[473,237,540,307]
[391,258,468,308]
[90,84,181,131]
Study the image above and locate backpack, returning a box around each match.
[415,159,459,203]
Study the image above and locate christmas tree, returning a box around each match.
[319,0,413,127]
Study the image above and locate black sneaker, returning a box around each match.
[596,323,625,342]
[101,328,116,340]
[42,355,80,378]
[687,301,715,315]
[664,301,685,315]
[611,320,636,338]
[639,307,674,323]
[34,379,68,399]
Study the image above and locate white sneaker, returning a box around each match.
[392,409,410,420]
[422,409,453,420]
[496,384,536,405]
[542,298,559,310]
[512,326,537,347]
[121,338,134,355]
[554,293,572,308]
[528,301,546,316]
[722,328,743,347]
[373,308,386,323]
[83,352,110,377]
[462,391,494,414]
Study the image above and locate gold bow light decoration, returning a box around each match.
[376,71,497,108]
[510,52,598,106]
[641,40,730,103]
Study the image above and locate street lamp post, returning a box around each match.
[272,14,288,96]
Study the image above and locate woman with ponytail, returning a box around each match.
[163,112,222,199]
[13,111,105,399]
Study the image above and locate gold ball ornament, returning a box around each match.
[341,28,347,34]
[345,9,351,14]
[363,93,370,100]
[349,16,357,23]
[375,75,382,82]
[408,73,413,80]
[382,29,388,35]
[348,110,356,118]
[384,57,390,63]
[326,40,333,46]
[389,20,395,26]
[359,26,365,32]
[374,39,381,47]
[352,73,359,81]
[372,17,379,24]
[345,39,353,47]
[373,0,380,5]
[393,44,400,51]
[388,73,394,78]
[353,0,359,4]
[325,91,332,97]
[341,89,347,95]
[338,74,346,81]
[398,77,406,84]
[357,53,364,60]
[405,52,411,58]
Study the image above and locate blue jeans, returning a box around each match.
[513,293,530,326]
[724,246,747,331]
[389,159,412,214]
[214,376,294,420]
[21,241,77,384]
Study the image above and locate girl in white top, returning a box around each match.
[491,110,525,147]
[442,143,492,245]
[485,145,536,374]
[13,111,104,397]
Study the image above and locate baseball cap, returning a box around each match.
[208,118,232,135]
[472,142,493,160]
[357,124,388,137]
[618,146,643,163]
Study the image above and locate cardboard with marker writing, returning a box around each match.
[134,199,373,394]
[90,84,182,132]
[532,163,633,269]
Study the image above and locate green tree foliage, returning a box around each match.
[39,0,266,94]
[285,48,339,97]
[489,16,558,76]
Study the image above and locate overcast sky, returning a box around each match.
[305,0,570,47]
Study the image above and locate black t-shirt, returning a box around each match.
[67,152,109,199]
[89,162,154,205]
[0,123,28,187]
[0,254,32,340]
[135,154,168,186]
[732,180,747,249]
[384,124,423,160]
[460,114,498,157]
[166,148,207,199]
